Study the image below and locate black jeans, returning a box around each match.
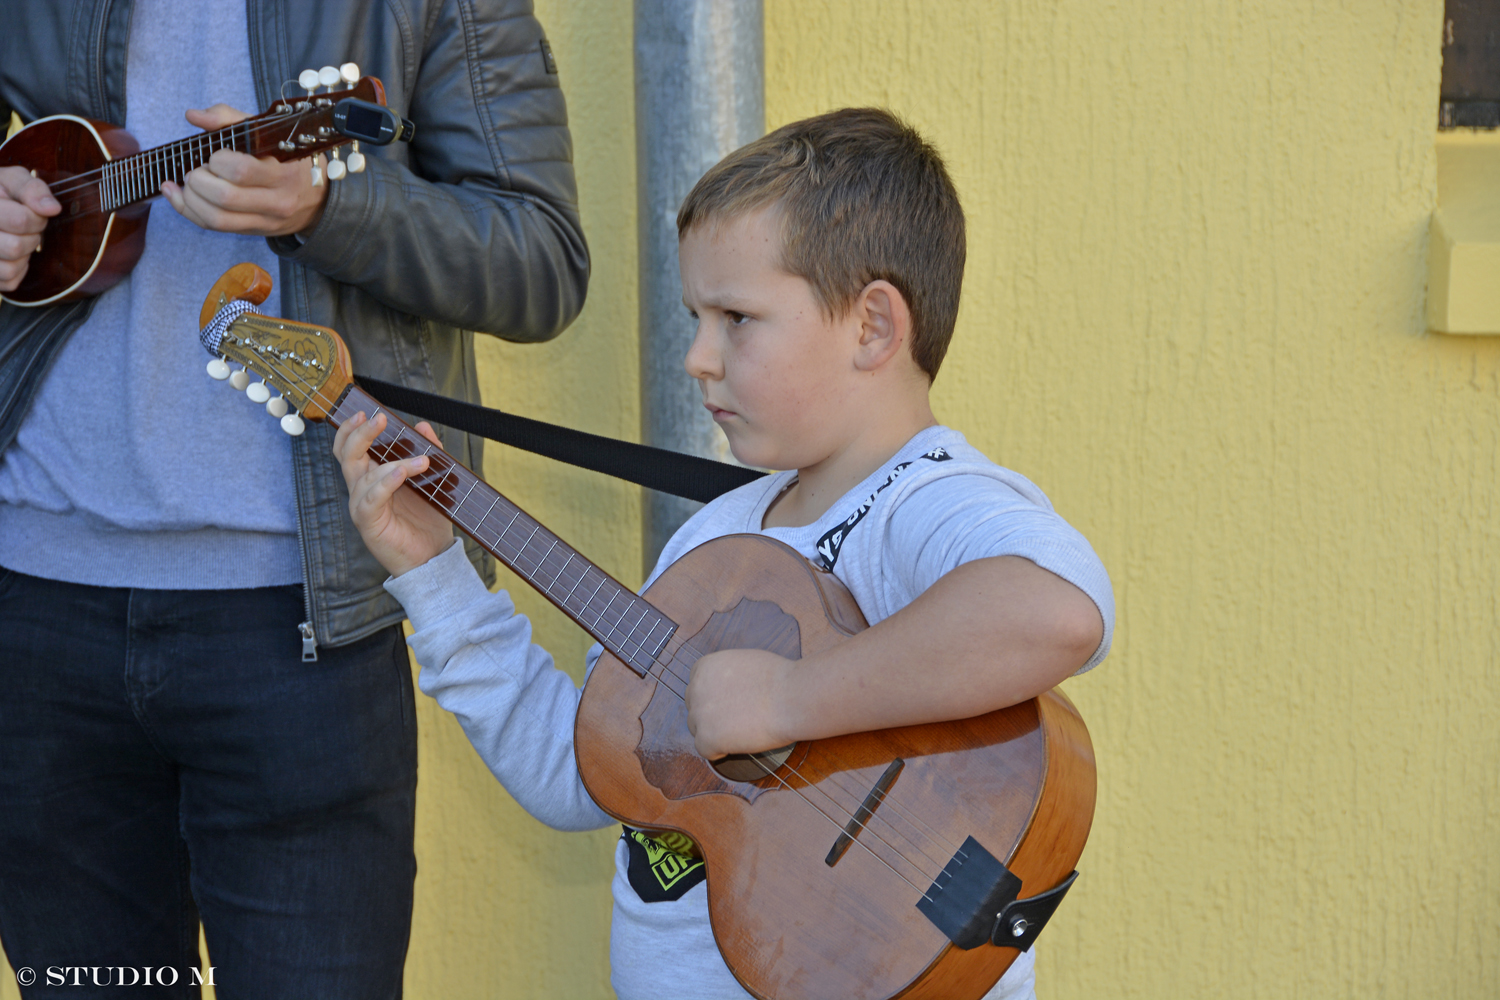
[0,568,417,999]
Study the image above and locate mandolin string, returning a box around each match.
[37,103,333,203]
[39,103,319,198]
[230,325,961,885]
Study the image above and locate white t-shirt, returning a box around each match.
[388,424,1114,1000]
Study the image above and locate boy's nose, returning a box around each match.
[682,324,721,381]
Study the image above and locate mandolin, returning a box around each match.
[0,65,410,307]
[195,263,1096,1000]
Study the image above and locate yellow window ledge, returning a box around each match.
[1430,129,1500,335]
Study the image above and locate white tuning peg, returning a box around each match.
[347,142,365,173]
[318,65,341,89]
[340,63,360,87]
[247,381,272,404]
[229,369,251,391]
[207,358,231,380]
[266,396,289,418]
[310,160,324,187]
[326,151,347,181]
[298,68,320,92]
[281,413,306,436]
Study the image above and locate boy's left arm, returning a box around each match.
[685,554,1103,759]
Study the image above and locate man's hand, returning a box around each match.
[161,104,328,237]
[684,648,797,760]
[333,410,455,578]
[0,165,61,292]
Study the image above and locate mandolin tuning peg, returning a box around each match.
[340,63,360,87]
[281,413,306,436]
[347,143,365,173]
[326,151,346,181]
[298,69,320,93]
[206,358,231,381]
[310,161,324,187]
[266,396,289,418]
[247,381,272,404]
[318,65,341,89]
[229,369,250,391]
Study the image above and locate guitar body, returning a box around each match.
[575,533,1096,1000]
[192,268,1099,1000]
[0,116,149,305]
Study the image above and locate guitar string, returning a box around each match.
[231,328,967,887]
[237,338,969,884]
[35,102,334,203]
[234,333,965,887]
[643,635,962,870]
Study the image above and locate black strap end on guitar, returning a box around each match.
[916,836,1077,952]
[990,870,1077,951]
[916,836,1022,950]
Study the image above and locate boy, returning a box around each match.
[333,107,1113,1000]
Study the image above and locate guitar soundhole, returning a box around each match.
[712,744,796,783]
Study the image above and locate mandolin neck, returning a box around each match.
[329,384,679,677]
[98,120,260,212]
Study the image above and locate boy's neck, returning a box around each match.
[763,396,939,530]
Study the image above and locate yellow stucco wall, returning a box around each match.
[5,2,1497,999]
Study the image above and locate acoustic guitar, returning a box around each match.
[0,65,409,307]
[195,263,1096,1000]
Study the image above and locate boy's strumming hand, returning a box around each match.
[684,648,797,760]
[334,410,455,578]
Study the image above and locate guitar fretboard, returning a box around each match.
[99,121,259,212]
[330,385,678,676]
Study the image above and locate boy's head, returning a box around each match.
[677,107,966,381]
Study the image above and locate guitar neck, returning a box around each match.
[329,384,679,677]
[99,121,260,213]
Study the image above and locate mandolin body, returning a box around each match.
[0,115,149,306]
[575,533,1096,1000]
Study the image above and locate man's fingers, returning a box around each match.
[0,230,42,262]
[185,103,251,131]
[0,166,60,216]
[413,421,445,449]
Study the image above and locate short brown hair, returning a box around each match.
[677,107,966,379]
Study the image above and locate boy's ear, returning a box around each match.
[852,279,914,373]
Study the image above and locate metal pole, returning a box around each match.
[635,0,764,575]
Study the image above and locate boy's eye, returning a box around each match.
[726,311,749,326]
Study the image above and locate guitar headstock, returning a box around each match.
[198,264,353,435]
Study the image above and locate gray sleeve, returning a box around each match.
[887,474,1115,673]
[385,541,613,831]
[272,0,589,341]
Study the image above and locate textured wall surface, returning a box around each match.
[4,3,1496,1000]
[759,1,1497,997]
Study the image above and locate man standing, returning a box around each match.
[0,1,588,995]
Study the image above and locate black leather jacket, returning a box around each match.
[0,0,590,650]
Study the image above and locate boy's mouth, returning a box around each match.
[703,402,735,422]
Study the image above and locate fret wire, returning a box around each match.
[340,393,677,662]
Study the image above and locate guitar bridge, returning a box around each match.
[824,758,904,867]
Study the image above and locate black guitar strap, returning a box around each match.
[354,375,765,504]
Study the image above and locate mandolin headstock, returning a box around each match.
[244,65,412,181]
[198,263,353,435]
